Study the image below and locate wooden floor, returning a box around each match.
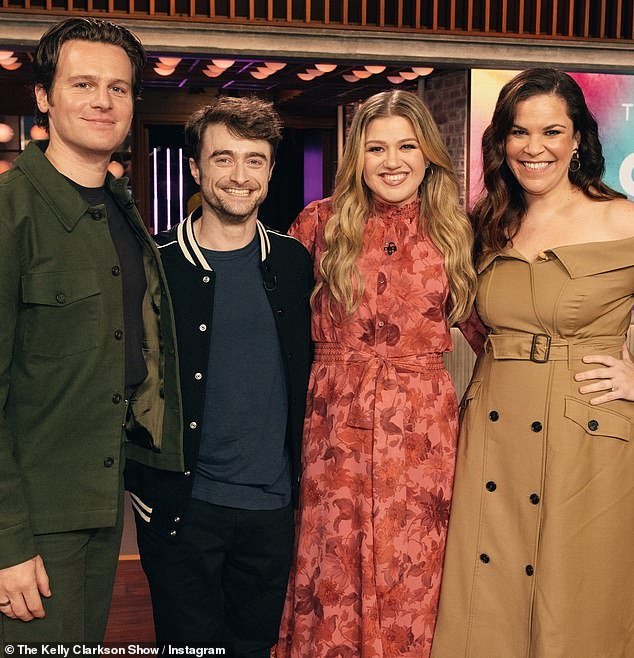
[104,557,155,644]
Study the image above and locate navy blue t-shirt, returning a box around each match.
[192,234,291,510]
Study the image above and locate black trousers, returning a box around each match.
[135,498,294,658]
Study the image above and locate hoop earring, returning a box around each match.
[569,149,581,173]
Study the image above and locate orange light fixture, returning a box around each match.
[352,69,372,79]
[202,69,223,78]
[399,71,419,80]
[154,66,176,76]
[342,74,360,83]
[297,72,316,81]
[412,67,434,76]
[387,75,405,84]
[0,51,14,61]
[250,70,270,80]
[30,125,48,140]
[264,62,287,71]
[314,63,337,73]
[107,161,125,178]
[0,123,14,143]
[212,59,235,69]
[364,65,386,74]
[158,57,181,67]
[1,61,22,71]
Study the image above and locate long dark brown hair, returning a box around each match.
[472,68,625,258]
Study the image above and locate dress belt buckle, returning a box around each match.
[530,334,551,363]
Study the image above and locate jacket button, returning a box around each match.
[287,352,293,359]
[531,421,542,432]
[90,209,103,220]
[114,329,123,340]
[189,421,197,429]
[485,481,497,492]
[111,266,121,276]
[112,393,122,404]
[55,293,66,304]
[174,516,181,523]
[588,419,599,431]
[489,411,499,422]
[202,275,210,284]
[480,553,490,564]
[183,470,191,477]
[198,324,207,332]
[168,347,175,356]
[170,530,177,537]
[529,493,540,505]
[276,308,284,316]
[525,565,534,576]
[103,457,114,467]
[194,372,203,380]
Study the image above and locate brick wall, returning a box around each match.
[421,70,469,206]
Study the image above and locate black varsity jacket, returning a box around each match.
[125,209,313,539]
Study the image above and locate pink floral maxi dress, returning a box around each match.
[276,198,460,658]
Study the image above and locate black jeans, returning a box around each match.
[135,498,294,658]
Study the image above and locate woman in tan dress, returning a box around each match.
[432,69,634,658]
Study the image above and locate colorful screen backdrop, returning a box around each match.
[469,69,634,206]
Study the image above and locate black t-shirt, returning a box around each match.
[67,178,148,398]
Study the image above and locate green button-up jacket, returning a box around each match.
[0,142,183,569]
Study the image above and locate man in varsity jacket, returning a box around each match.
[125,96,313,657]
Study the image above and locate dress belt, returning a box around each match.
[485,333,625,366]
[314,342,445,429]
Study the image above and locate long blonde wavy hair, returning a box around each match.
[316,89,476,325]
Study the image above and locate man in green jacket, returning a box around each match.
[0,18,182,644]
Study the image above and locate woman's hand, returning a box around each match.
[575,345,634,405]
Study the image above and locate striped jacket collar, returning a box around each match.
[175,207,271,271]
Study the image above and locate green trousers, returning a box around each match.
[0,493,123,649]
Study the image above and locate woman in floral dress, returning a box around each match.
[276,90,478,657]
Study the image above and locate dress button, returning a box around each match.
[202,275,210,283]
[529,493,540,505]
[111,265,120,276]
[199,324,207,332]
[194,372,203,380]
[485,481,497,492]
[531,421,542,432]
[114,329,123,340]
[112,393,122,404]
[480,553,490,564]
[378,321,385,327]
[56,293,66,304]
[489,411,499,422]
[588,419,599,431]
[189,421,197,429]
[378,279,385,285]
[103,457,114,467]
[526,565,534,576]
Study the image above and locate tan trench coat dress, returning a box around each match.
[432,238,634,658]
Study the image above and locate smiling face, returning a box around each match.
[505,93,580,200]
[35,40,134,163]
[189,122,273,226]
[362,115,427,207]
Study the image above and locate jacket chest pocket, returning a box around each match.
[21,270,102,358]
